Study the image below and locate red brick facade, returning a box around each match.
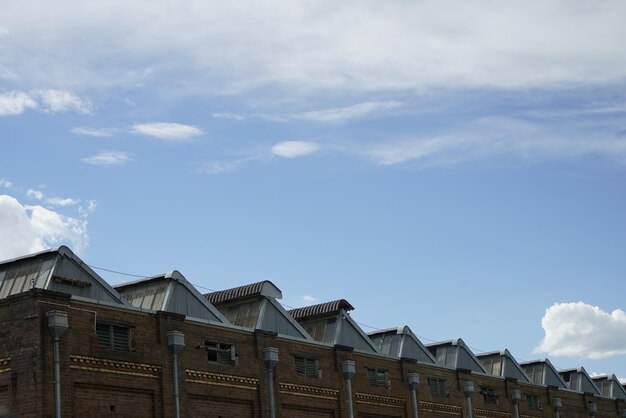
[1,288,625,418]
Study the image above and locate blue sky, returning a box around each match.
[2,0,626,380]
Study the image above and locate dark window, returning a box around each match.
[96,323,132,351]
[202,341,236,365]
[428,377,448,397]
[294,356,319,378]
[527,394,541,411]
[480,386,499,405]
[366,367,389,388]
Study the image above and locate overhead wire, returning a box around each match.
[88,262,538,366]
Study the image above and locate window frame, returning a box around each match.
[95,322,133,352]
[202,340,237,365]
[365,367,390,388]
[428,377,449,397]
[293,355,320,378]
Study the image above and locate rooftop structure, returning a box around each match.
[593,374,626,400]
[426,338,487,373]
[520,358,568,388]
[368,326,437,364]
[477,349,531,382]
[0,246,127,305]
[205,280,311,340]
[560,367,602,395]
[289,299,379,353]
[115,271,227,323]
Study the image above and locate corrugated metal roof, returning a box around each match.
[205,280,282,304]
[0,246,128,305]
[288,299,354,319]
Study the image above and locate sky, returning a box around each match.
[1,0,626,381]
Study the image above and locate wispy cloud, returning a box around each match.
[70,127,115,137]
[27,188,79,207]
[272,141,320,158]
[364,117,626,166]
[0,91,38,116]
[293,101,401,123]
[0,178,13,189]
[82,151,133,166]
[534,302,626,359]
[132,122,203,141]
[35,89,93,114]
[301,295,318,305]
[0,194,89,259]
[193,156,259,175]
[212,112,245,121]
[0,90,92,116]
[3,2,626,95]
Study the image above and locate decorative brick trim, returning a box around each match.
[70,355,161,378]
[186,369,259,391]
[279,382,339,400]
[419,401,463,416]
[0,357,10,374]
[475,408,511,418]
[355,392,406,408]
[521,415,543,418]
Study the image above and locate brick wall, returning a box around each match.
[1,289,625,418]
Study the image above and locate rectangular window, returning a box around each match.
[294,355,319,378]
[366,367,389,388]
[481,356,502,376]
[428,377,448,397]
[96,323,132,351]
[527,394,541,411]
[480,386,499,405]
[202,341,236,365]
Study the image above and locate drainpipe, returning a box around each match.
[167,331,185,418]
[463,381,474,418]
[264,347,279,418]
[342,360,356,418]
[553,397,562,418]
[47,310,69,418]
[408,372,420,418]
[511,389,521,418]
[587,402,597,418]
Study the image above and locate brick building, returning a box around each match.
[0,246,625,418]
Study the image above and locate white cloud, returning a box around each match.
[272,141,320,158]
[0,90,92,116]
[534,302,626,359]
[194,156,259,175]
[70,127,114,137]
[2,2,626,94]
[301,295,318,305]
[82,151,133,166]
[212,112,245,121]
[78,199,97,218]
[294,101,401,123]
[0,91,38,116]
[132,122,203,141]
[0,179,12,189]
[26,189,44,200]
[27,188,79,207]
[0,194,89,260]
[365,117,626,166]
[34,89,93,114]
